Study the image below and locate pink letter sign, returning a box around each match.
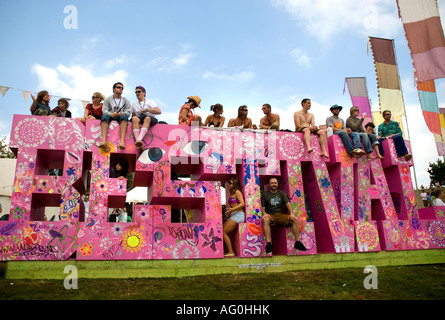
[0,115,443,261]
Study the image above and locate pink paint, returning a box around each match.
[0,115,443,261]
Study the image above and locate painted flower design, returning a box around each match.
[37,178,51,191]
[321,176,330,189]
[95,179,109,193]
[80,243,93,256]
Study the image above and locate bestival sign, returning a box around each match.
[0,115,444,261]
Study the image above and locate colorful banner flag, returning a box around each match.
[396,0,445,83]
[21,90,31,101]
[368,36,406,117]
[0,86,9,97]
[344,77,372,118]
[417,80,441,134]
[435,108,445,156]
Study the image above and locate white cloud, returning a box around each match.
[104,54,129,69]
[31,63,128,117]
[173,53,194,66]
[291,48,311,67]
[202,71,255,82]
[271,0,402,41]
[146,50,194,72]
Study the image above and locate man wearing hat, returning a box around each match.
[178,96,203,126]
[131,85,161,150]
[326,104,366,157]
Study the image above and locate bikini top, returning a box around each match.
[228,197,240,204]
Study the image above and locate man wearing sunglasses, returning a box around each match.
[131,85,161,150]
[227,105,253,129]
[100,82,132,151]
[377,110,412,161]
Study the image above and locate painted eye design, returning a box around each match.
[138,147,166,164]
[183,140,209,155]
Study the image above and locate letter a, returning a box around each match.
[64,5,78,30]
[64,265,78,289]
[363,265,378,289]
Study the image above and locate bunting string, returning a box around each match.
[0,84,90,106]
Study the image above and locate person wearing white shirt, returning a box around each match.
[131,85,161,150]
[431,189,445,207]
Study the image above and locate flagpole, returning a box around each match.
[392,39,422,205]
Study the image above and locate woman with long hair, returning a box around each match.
[30,90,51,116]
[223,177,245,257]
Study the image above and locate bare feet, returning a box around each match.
[99,143,110,152]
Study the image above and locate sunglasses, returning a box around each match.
[92,96,100,99]
[384,113,391,116]
[242,109,248,111]
[115,86,123,89]
[135,90,142,93]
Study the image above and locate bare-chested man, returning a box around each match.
[227,105,253,128]
[259,103,280,130]
[294,98,329,158]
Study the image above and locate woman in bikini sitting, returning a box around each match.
[223,177,245,257]
[204,103,225,128]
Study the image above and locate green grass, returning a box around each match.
[1,263,444,300]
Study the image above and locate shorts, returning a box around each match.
[269,213,292,227]
[296,127,319,133]
[136,115,159,125]
[101,114,129,124]
[228,211,245,224]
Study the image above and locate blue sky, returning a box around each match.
[0,0,444,188]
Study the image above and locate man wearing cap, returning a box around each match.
[326,104,366,157]
[179,96,203,126]
[131,86,161,150]
[100,82,132,151]
[377,110,412,161]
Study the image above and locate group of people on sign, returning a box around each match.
[30,85,416,257]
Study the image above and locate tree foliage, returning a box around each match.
[427,159,445,187]
[0,136,16,159]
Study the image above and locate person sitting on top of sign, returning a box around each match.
[131,85,161,151]
[346,106,383,159]
[227,105,253,129]
[377,110,412,161]
[178,96,203,126]
[99,82,132,151]
[326,104,366,158]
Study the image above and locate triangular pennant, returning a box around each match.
[21,90,31,101]
[81,100,89,108]
[0,86,10,97]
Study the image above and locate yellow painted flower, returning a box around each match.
[80,243,93,256]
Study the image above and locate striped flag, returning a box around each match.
[344,77,372,118]
[368,37,406,117]
[396,0,445,82]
